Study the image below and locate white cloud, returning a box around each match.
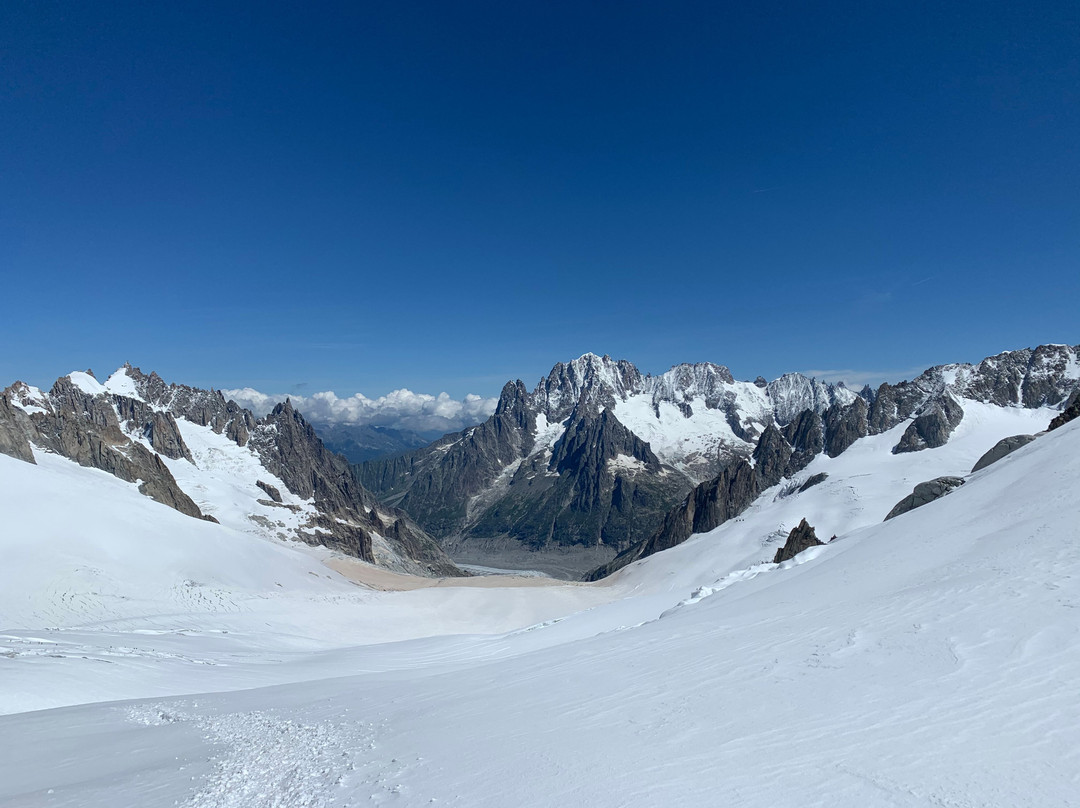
[221,386,499,434]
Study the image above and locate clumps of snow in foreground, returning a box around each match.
[127,704,371,808]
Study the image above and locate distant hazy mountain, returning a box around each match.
[311,422,446,463]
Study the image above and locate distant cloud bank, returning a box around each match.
[222,387,499,433]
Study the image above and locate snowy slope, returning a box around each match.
[2,392,1078,805]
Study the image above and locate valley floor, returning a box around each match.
[2,405,1078,806]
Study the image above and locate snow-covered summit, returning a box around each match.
[765,372,858,425]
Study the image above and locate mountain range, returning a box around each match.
[2,344,1076,582]
[3,345,1080,807]
[357,344,1080,577]
[0,365,460,577]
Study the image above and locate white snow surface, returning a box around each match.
[7,382,49,415]
[614,393,753,478]
[102,366,145,401]
[2,404,1079,806]
[65,370,107,396]
[159,419,320,542]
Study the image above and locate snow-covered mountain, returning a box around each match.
[2,363,1078,806]
[358,344,1080,576]
[0,365,460,577]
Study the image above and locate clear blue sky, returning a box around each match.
[3,1,1077,399]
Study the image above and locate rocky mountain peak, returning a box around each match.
[772,518,825,564]
[0,365,461,577]
[650,362,736,410]
[533,353,643,420]
[765,373,858,426]
[495,379,530,415]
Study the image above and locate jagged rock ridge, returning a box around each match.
[885,477,967,520]
[772,518,826,564]
[583,344,1080,579]
[0,366,460,577]
[357,354,860,572]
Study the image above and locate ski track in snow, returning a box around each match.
[124,702,433,807]
[128,704,365,807]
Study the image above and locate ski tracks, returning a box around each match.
[126,702,423,806]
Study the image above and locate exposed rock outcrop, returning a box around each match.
[752,424,792,489]
[466,406,683,551]
[892,392,965,454]
[766,374,857,426]
[584,459,759,581]
[823,397,869,458]
[772,518,825,564]
[1049,390,1080,431]
[1,374,207,519]
[0,391,36,463]
[256,479,284,503]
[971,434,1037,472]
[358,354,857,563]
[0,366,462,577]
[798,472,829,492]
[884,476,966,521]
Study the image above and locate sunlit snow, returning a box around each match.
[1,402,1077,806]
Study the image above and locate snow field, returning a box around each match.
[0,403,1076,805]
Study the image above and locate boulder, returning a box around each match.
[884,476,965,520]
[1049,390,1080,431]
[971,434,1037,472]
[772,518,825,564]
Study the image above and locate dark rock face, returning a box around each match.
[1049,390,1080,431]
[0,391,36,463]
[865,345,1080,454]
[782,409,825,472]
[113,395,193,461]
[961,344,1079,407]
[361,345,1080,576]
[824,397,869,458]
[356,379,539,539]
[0,375,206,519]
[772,518,825,564]
[257,479,283,503]
[752,424,792,489]
[893,393,965,454]
[971,434,1037,472]
[584,459,760,581]
[798,472,829,492]
[123,364,257,446]
[884,476,965,520]
[248,399,459,574]
[464,406,683,552]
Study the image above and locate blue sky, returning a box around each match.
[3,1,1077,403]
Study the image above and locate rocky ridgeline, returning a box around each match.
[2,374,207,519]
[772,518,826,564]
[0,366,460,577]
[360,345,1079,576]
[582,344,1080,580]
[356,354,841,563]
